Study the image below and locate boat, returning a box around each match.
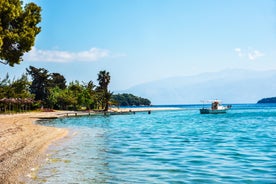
[200,100,231,114]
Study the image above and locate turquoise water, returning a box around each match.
[35,104,276,183]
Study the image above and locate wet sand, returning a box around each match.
[0,112,68,184]
[0,108,179,183]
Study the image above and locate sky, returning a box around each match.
[1,0,276,91]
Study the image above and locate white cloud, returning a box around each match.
[248,50,264,60]
[234,47,264,60]
[234,48,243,57]
[24,47,111,62]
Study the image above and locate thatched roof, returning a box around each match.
[0,98,34,104]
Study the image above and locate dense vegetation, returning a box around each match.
[0,66,112,112]
[0,66,151,112]
[112,93,151,106]
[0,0,41,66]
[257,97,276,103]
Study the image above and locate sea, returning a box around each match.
[33,104,276,184]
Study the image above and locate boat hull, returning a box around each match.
[200,108,227,114]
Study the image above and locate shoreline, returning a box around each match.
[110,107,182,112]
[0,108,178,183]
[0,111,68,183]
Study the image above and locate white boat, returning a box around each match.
[200,100,231,114]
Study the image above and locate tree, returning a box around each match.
[97,70,111,111]
[10,74,33,98]
[48,87,77,110]
[0,73,32,99]
[68,81,83,110]
[50,73,66,89]
[84,81,96,109]
[0,73,34,112]
[0,74,10,99]
[97,71,110,91]
[26,66,50,103]
[0,0,41,66]
[26,66,68,107]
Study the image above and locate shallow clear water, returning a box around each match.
[35,104,276,183]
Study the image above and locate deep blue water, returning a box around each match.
[34,104,276,183]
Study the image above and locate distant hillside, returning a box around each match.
[118,69,276,104]
[112,93,151,106]
[257,97,276,103]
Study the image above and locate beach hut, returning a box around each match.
[0,98,34,113]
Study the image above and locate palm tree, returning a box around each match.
[97,70,111,111]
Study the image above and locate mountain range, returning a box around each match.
[117,69,276,105]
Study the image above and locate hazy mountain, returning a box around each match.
[117,69,276,105]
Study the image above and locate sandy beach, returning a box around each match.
[0,107,179,183]
[0,112,68,184]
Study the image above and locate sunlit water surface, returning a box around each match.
[34,104,276,183]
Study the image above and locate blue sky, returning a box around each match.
[1,0,276,90]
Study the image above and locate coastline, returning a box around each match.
[0,111,68,183]
[0,107,178,183]
[110,107,182,112]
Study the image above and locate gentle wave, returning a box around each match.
[35,105,276,183]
